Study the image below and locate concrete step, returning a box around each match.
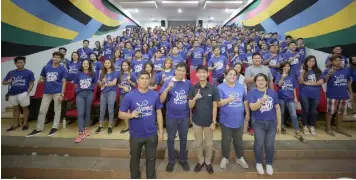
[2,155,356,179]
[2,136,356,162]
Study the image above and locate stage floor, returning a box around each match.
[2,113,356,141]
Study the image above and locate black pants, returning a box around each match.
[130,134,158,179]
[221,124,244,159]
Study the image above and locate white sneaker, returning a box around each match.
[353,113,356,120]
[236,157,249,169]
[266,164,274,175]
[220,157,229,169]
[256,163,264,175]
[310,126,317,136]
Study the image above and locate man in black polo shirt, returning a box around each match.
[188,65,220,174]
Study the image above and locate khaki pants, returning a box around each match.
[193,122,213,164]
[36,94,62,131]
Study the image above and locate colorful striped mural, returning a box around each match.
[1,0,138,58]
[225,0,356,56]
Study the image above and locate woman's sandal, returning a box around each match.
[295,133,306,143]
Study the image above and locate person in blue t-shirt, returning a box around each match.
[296,38,306,62]
[117,60,137,134]
[47,47,70,71]
[93,41,103,59]
[77,40,93,60]
[103,38,114,60]
[263,45,282,80]
[144,62,160,91]
[208,46,228,86]
[187,39,205,70]
[321,55,353,137]
[67,52,82,82]
[152,50,165,73]
[119,71,164,179]
[298,55,323,136]
[170,46,185,68]
[247,73,281,175]
[122,42,135,61]
[3,56,35,132]
[131,50,147,76]
[280,35,293,54]
[160,63,191,172]
[113,49,124,72]
[259,42,269,60]
[283,41,302,77]
[242,45,253,68]
[230,45,247,67]
[73,59,97,143]
[160,58,175,86]
[349,55,356,120]
[217,68,249,170]
[142,43,151,61]
[26,52,67,137]
[275,62,304,142]
[177,41,187,60]
[89,53,102,82]
[95,60,118,135]
[324,46,348,68]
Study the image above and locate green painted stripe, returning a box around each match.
[95,28,119,36]
[303,25,356,49]
[241,0,261,15]
[1,22,71,47]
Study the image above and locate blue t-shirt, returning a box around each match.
[161,69,175,82]
[231,54,247,67]
[243,52,253,68]
[220,44,228,58]
[77,47,93,60]
[299,70,321,100]
[142,52,151,61]
[119,89,163,138]
[297,47,306,63]
[283,50,302,76]
[264,53,283,79]
[47,58,70,70]
[247,88,279,121]
[118,72,137,95]
[122,48,135,60]
[101,71,118,93]
[40,64,67,94]
[3,69,35,95]
[217,82,246,128]
[204,45,213,62]
[170,55,185,68]
[350,67,356,82]
[114,58,124,72]
[93,48,102,57]
[224,41,234,54]
[160,79,191,119]
[131,59,148,76]
[321,68,351,99]
[190,48,205,66]
[67,61,82,81]
[208,56,228,78]
[74,72,97,93]
[260,50,269,60]
[178,49,187,60]
[153,57,164,71]
[160,41,171,51]
[92,61,102,82]
[183,42,191,51]
[103,45,114,60]
[325,55,348,67]
[275,73,298,102]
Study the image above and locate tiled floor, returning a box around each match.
[2,115,356,141]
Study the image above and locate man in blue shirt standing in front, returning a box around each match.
[119,71,164,179]
[160,63,191,172]
[26,52,67,137]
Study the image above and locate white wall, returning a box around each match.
[1,29,127,112]
[141,21,162,29]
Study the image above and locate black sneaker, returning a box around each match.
[22,125,29,131]
[95,126,103,134]
[120,128,129,134]
[166,162,175,172]
[179,161,190,172]
[108,127,113,135]
[48,128,58,136]
[194,163,204,172]
[26,130,42,137]
[6,125,20,132]
[205,163,214,174]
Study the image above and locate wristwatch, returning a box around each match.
[213,120,217,124]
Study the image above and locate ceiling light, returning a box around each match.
[178,8,182,13]
[135,9,139,12]
[162,1,199,4]
[210,16,214,20]
[204,1,243,9]
[225,8,229,12]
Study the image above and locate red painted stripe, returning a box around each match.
[1,56,16,63]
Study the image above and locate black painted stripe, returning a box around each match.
[1,41,53,57]
[48,0,91,25]
[245,24,265,32]
[271,0,319,25]
[98,24,120,32]
[316,43,356,57]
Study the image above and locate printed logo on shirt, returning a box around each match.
[136,100,153,117]
[115,64,121,72]
[105,49,112,55]
[214,61,224,70]
[134,64,143,73]
[228,92,242,107]
[92,65,97,72]
[79,78,92,89]
[307,74,316,82]
[193,52,202,59]
[258,96,273,113]
[154,64,163,70]
[46,72,59,82]
[173,90,188,104]
[281,79,293,90]
[68,65,78,74]
[12,76,26,86]
[291,54,300,65]
[333,75,347,86]
[227,43,232,49]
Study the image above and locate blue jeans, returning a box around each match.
[279,99,299,131]
[99,91,116,124]
[166,117,189,163]
[300,96,319,126]
[252,119,276,165]
[76,90,93,133]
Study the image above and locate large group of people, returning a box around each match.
[3,25,356,178]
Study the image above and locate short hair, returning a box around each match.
[83,40,89,43]
[52,51,64,59]
[175,62,187,71]
[254,73,268,82]
[288,41,297,46]
[279,61,291,74]
[14,56,26,63]
[272,32,278,36]
[297,38,304,41]
[135,49,142,53]
[196,65,208,73]
[138,71,150,78]
[212,45,220,51]
[330,55,342,62]
[252,52,262,59]
[285,35,293,39]
[59,47,67,52]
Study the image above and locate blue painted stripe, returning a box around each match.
[260,18,280,34]
[277,0,354,33]
[72,19,102,42]
[11,0,84,32]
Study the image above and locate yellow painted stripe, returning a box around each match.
[1,0,78,40]
[286,1,356,38]
[242,0,293,26]
[69,0,121,27]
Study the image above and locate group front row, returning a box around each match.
[3,52,355,178]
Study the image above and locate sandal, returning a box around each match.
[335,129,352,137]
[120,128,129,134]
[295,132,306,143]
[326,130,335,137]
[6,124,20,132]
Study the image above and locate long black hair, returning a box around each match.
[120,60,132,82]
[302,55,322,80]
[79,59,94,77]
